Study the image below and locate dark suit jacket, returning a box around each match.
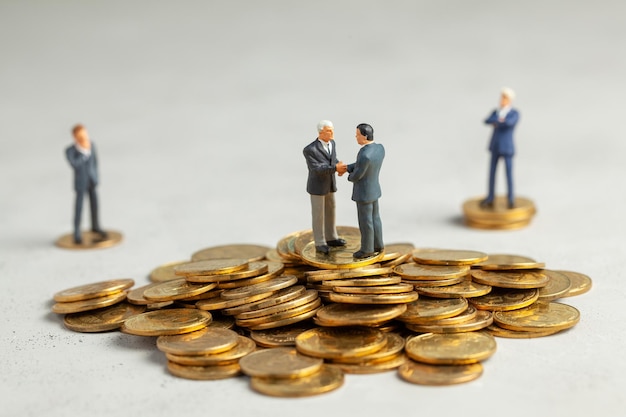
[65,143,99,192]
[485,108,519,156]
[303,139,338,195]
[347,143,385,203]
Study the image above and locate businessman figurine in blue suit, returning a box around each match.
[481,88,520,209]
[347,123,385,259]
[65,124,107,244]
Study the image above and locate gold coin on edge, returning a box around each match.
[397,297,468,324]
[191,244,271,262]
[240,347,324,379]
[52,291,128,314]
[395,263,470,280]
[121,309,212,336]
[493,301,580,332]
[63,302,146,332]
[54,278,135,302]
[156,327,239,355]
[167,361,241,380]
[149,261,190,283]
[250,365,344,398]
[412,249,488,266]
[399,360,483,385]
[315,303,407,327]
[555,270,592,297]
[538,270,572,301]
[405,332,497,365]
[165,335,256,366]
[296,327,386,359]
[469,288,539,311]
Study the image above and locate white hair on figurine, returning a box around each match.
[317,120,334,132]
[501,87,516,100]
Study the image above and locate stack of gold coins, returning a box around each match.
[52,279,135,315]
[295,327,406,375]
[158,327,256,380]
[462,196,537,230]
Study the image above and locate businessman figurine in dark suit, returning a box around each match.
[481,88,520,209]
[303,120,347,254]
[347,123,385,259]
[65,124,107,244]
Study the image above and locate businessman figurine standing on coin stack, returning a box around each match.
[303,120,347,255]
[346,123,385,259]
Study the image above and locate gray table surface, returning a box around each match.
[1,1,624,416]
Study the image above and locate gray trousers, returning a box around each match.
[310,193,339,246]
[74,183,101,238]
[356,200,383,253]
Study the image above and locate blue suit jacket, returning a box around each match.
[303,139,338,195]
[485,109,519,156]
[65,143,99,192]
[347,143,385,203]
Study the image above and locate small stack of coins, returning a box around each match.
[462,196,537,230]
[52,278,136,319]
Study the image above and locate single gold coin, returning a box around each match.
[276,232,304,262]
[398,360,483,385]
[485,324,562,339]
[156,327,239,355]
[412,249,488,266]
[240,347,324,379]
[296,327,386,359]
[300,227,385,269]
[185,261,272,283]
[410,276,467,287]
[174,259,249,277]
[469,288,539,311]
[416,278,491,298]
[405,332,497,365]
[191,244,271,262]
[462,196,536,221]
[474,254,545,270]
[236,298,322,328]
[250,365,344,397]
[165,336,255,366]
[329,353,407,374]
[306,267,394,282]
[54,278,135,302]
[182,288,223,301]
[380,243,415,261]
[235,290,319,320]
[397,297,468,324]
[207,315,235,329]
[223,286,307,316]
[329,291,418,305]
[142,278,217,302]
[420,305,478,326]
[266,248,298,265]
[464,218,532,230]
[220,275,298,300]
[382,253,414,268]
[315,303,407,327]
[247,306,321,330]
[406,310,493,333]
[55,230,123,250]
[250,324,314,348]
[471,269,549,289]
[121,309,212,336]
[167,361,241,380]
[323,276,401,287]
[493,301,580,332]
[395,263,470,281]
[332,333,405,364]
[555,270,592,297]
[52,291,128,314]
[195,291,276,310]
[149,260,190,283]
[332,283,414,295]
[127,283,163,305]
[538,270,572,301]
[63,302,146,332]
[294,227,362,256]
[215,261,285,288]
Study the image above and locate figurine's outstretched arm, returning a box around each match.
[303,149,337,177]
[347,158,369,183]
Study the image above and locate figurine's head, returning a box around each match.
[500,87,515,108]
[317,120,334,142]
[355,123,374,145]
[72,124,90,148]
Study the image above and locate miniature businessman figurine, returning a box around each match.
[347,123,385,259]
[303,120,348,254]
[65,124,107,244]
[481,87,520,209]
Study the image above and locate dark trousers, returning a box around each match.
[486,153,514,205]
[356,200,383,253]
[74,184,101,238]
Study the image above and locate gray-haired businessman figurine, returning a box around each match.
[347,123,385,259]
[303,120,347,255]
[65,124,107,244]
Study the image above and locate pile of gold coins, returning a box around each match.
[462,196,537,230]
[51,227,592,396]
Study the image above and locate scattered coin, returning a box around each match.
[220,275,298,300]
[167,361,242,380]
[471,269,549,289]
[329,353,406,374]
[469,288,539,311]
[555,270,592,297]
[332,333,405,364]
[165,336,256,366]
[156,327,240,355]
[415,278,491,298]
[493,302,580,332]
[143,278,217,302]
[174,259,250,277]
[398,297,468,324]
[54,279,135,302]
[315,303,407,327]
[240,348,324,379]
[249,365,344,397]
[398,360,483,385]
[395,263,470,280]
[537,270,572,301]
[63,302,146,332]
[474,254,545,270]
[406,310,493,333]
[405,332,497,365]
[121,309,212,336]
[150,261,190,282]
[250,324,314,348]
[485,324,562,339]
[52,291,128,314]
[296,327,386,359]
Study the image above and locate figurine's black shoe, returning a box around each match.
[353,250,375,259]
[92,229,108,239]
[327,239,347,247]
[479,199,494,208]
[73,235,83,245]
[374,247,384,253]
[508,201,515,209]
[316,245,330,255]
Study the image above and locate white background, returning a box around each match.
[1,1,624,416]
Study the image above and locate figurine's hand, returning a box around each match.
[336,162,347,176]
